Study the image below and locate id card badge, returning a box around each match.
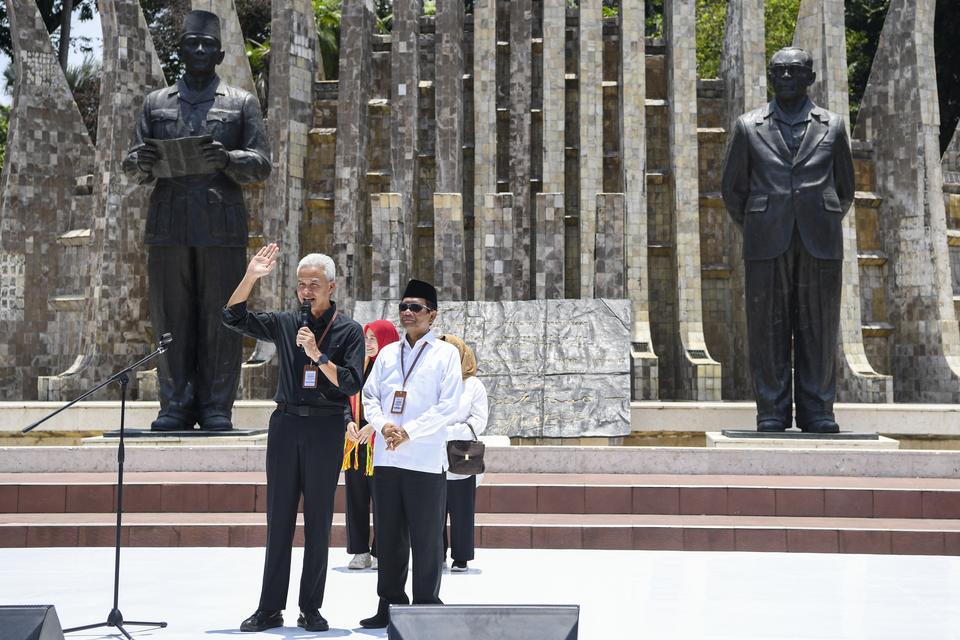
[390,390,408,414]
[302,365,319,389]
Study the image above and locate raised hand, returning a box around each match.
[247,243,279,280]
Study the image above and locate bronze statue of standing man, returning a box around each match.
[123,10,271,431]
[721,47,855,434]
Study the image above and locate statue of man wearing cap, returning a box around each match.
[123,10,271,431]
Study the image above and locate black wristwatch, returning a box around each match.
[315,353,330,365]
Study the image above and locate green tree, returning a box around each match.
[0,0,97,64]
[0,104,9,175]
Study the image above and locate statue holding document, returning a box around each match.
[123,10,271,431]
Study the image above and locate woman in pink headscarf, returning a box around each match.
[343,319,399,570]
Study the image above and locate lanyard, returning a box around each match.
[307,310,338,354]
[399,342,428,389]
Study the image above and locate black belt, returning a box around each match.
[276,403,339,418]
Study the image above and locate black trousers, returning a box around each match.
[373,466,446,607]
[148,245,246,426]
[443,477,476,562]
[258,410,345,612]
[344,444,376,556]
[745,231,842,428]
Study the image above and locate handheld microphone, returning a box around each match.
[159,333,173,352]
[299,302,312,351]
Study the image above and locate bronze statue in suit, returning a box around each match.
[123,11,271,431]
[721,47,855,433]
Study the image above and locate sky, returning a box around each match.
[0,7,104,106]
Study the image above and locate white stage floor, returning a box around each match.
[1,547,959,639]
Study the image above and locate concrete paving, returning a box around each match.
[1,547,959,639]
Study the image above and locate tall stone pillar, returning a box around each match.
[541,0,565,196]
[594,194,625,299]
[535,192,564,299]
[192,0,256,94]
[854,0,960,402]
[578,0,603,298]
[509,0,533,299]
[371,193,406,300]
[472,0,498,300]
[664,0,721,400]
[334,0,375,307]
[717,0,764,400]
[482,193,516,301]
[0,0,95,400]
[434,193,466,300]
[435,0,464,194]
[619,0,658,400]
[390,0,420,288]
[44,0,168,400]
[263,0,317,298]
[794,0,893,403]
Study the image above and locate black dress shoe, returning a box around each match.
[240,609,283,632]
[298,610,329,632]
[802,419,840,434]
[200,415,233,431]
[360,610,389,629]
[757,420,788,432]
[151,415,190,432]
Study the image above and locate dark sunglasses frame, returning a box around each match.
[398,302,434,313]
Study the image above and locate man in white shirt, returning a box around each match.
[356,279,464,629]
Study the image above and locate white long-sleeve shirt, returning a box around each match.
[446,376,489,482]
[362,330,464,473]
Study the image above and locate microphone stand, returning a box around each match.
[23,334,173,639]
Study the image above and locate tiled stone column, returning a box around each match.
[0,0,95,400]
[716,0,764,400]
[334,0,375,307]
[665,0,721,400]
[594,193,625,299]
[433,193,466,300]
[482,193,515,301]
[541,0,565,196]
[45,0,168,401]
[192,0,256,94]
[390,0,420,289]
[578,0,603,298]
[435,0,464,194]
[854,0,960,402]
[619,0,658,399]
[943,122,960,323]
[472,0,497,300]
[509,0,533,299]
[371,193,406,300]
[535,192,564,299]
[262,0,316,303]
[794,0,893,403]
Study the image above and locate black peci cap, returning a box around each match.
[183,10,222,42]
[402,279,438,309]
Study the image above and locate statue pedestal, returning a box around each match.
[706,430,899,450]
[82,429,268,446]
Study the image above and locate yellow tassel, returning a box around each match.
[365,441,375,476]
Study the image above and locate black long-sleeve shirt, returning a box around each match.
[222,300,365,415]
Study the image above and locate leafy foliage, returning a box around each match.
[0,0,97,62]
[0,104,9,175]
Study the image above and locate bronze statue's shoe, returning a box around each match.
[240,609,282,632]
[757,420,787,432]
[802,420,840,434]
[151,415,189,432]
[200,415,233,431]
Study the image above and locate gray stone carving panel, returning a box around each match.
[352,299,631,438]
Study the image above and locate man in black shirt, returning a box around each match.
[223,242,364,632]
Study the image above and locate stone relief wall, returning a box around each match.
[354,299,631,437]
[2,0,958,415]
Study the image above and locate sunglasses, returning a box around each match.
[398,302,434,313]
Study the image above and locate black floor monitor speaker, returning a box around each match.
[387,604,579,640]
[0,605,65,640]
